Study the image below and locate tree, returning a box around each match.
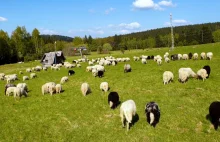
[32,28,40,53]
[201,26,213,44]
[146,37,155,48]
[0,37,11,65]
[213,29,220,42]
[73,36,83,46]
[103,43,112,53]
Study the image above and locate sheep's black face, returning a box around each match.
[209,101,220,130]
[145,102,160,127]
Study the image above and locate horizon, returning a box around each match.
[0,0,219,38]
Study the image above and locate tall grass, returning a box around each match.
[0,43,220,141]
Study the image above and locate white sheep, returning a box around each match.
[60,76,68,84]
[178,70,188,83]
[179,68,197,78]
[182,54,189,60]
[14,87,28,98]
[26,68,32,72]
[23,76,29,81]
[0,73,5,80]
[6,87,17,96]
[141,58,147,64]
[164,57,170,63]
[17,83,28,92]
[120,100,136,131]
[19,71,23,74]
[81,82,91,96]
[55,84,62,93]
[163,71,174,85]
[30,73,37,79]
[100,82,109,92]
[197,69,208,81]
[178,54,182,60]
[77,64,81,67]
[157,58,162,66]
[200,52,206,60]
[207,52,213,60]
[42,82,56,95]
[51,66,60,70]
[193,53,198,60]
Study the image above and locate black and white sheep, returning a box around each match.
[98,71,104,78]
[171,54,178,61]
[188,52,193,59]
[207,52,213,60]
[108,92,119,109]
[145,102,160,127]
[203,65,211,78]
[197,69,208,81]
[68,70,75,76]
[5,84,16,95]
[124,64,131,73]
[120,100,136,131]
[81,82,91,96]
[208,101,220,130]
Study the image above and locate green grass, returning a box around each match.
[1,43,220,142]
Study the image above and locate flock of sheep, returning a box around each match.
[1,50,219,131]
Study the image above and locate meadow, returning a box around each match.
[0,43,220,142]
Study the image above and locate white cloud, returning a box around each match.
[40,28,58,35]
[0,16,7,22]
[68,29,104,35]
[164,19,189,26]
[132,0,175,10]
[119,22,141,29]
[105,7,115,14]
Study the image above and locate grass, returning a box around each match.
[1,43,220,142]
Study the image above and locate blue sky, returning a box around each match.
[0,0,219,38]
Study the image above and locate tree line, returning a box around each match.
[0,22,220,65]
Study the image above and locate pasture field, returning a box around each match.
[1,43,220,142]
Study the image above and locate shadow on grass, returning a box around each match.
[130,113,139,129]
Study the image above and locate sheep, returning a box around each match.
[77,64,81,67]
[141,58,147,64]
[171,54,178,61]
[92,69,98,77]
[14,87,28,98]
[197,69,208,81]
[208,101,220,130]
[55,84,62,93]
[98,71,104,78]
[124,64,131,73]
[100,82,109,92]
[157,58,162,66]
[164,57,170,63]
[120,100,136,131]
[0,73,5,80]
[42,82,56,95]
[163,71,174,85]
[68,70,75,76]
[60,76,68,84]
[86,66,93,72]
[19,71,23,74]
[23,76,29,81]
[108,92,119,109]
[179,68,197,78]
[207,52,213,60]
[182,54,189,60]
[188,52,193,59]
[203,65,211,78]
[26,68,32,72]
[43,67,48,71]
[17,83,28,93]
[178,54,182,60]
[178,70,189,83]
[51,66,60,70]
[112,61,116,66]
[5,84,16,95]
[193,53,199,60]
[145,102,160,127]
[200,52,206,60]
[81,82,91,96]
[6,87,17,96]
[30,73,37,79]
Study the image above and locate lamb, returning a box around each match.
[208,101,220,130]
[81,82,91,96]
[163,71,174,85]
[197,69,208,81]
[145,102,160,127]
[193,53,199,60]
[124,64,131,73]
[98,71,104,78]
[207,52,213,60]
[141,58,147,64]
[5,84,16,95]
[42,82,56,95]
[55,84,62,93]
[60,76,68,84]
[108,92,119,109]
[200,52,206,60]
[23,76,29,81]
[120,100,136,131]
[6,87,17,96]
[203,65,211,78]
[68,70,75,76]
[30,73,37,79]
[100,82,109,92]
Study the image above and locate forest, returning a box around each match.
[0,22,220,65]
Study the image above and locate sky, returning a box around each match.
[0,0,219,38]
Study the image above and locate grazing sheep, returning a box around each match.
[42,82,56,95]
[0,73,5,80]
[14,87,28,98]
[77,64,81,67]
[98,71,104,78]
[188,52,193,59]
[157,58,162,65]
[19,71,23,74]
[43,67,47,71]
[145,102,160,127]
[6,87,17,96]
[55,84,62,93]
[108,92,119,109]
[26,68,32,72]
[100,82,109,92]
[171,54,178,61]
[60,76,68,84]
[23,76,29,81]
[179,68,197,78]
[81,82,91,96]
[209,101,220,130]
[51,66,60,70]
[92,68,98,77]
[5,84,16,95]
[178,54,183,60]
[30,73,37,79]
[124,64,131,73]
[141,58,147,64]
[178,70,189,83]
[163,71,174,85]
[68,70,75,76]
[193,53,199,60]
[197,69,208,81]
[203,65,211,78]
[120,100,136,131]
[207,52,213,60]
[182,54,189,60]
[17,83,28,93]
[200,52,206,60]
[164,57,170,63]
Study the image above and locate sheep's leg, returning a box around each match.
[127,122,130,131]
[121,116,125,128]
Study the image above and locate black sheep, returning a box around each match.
[68,70,75,76]
[209,101,220,130]
[171,54,178,61]
[150,55,154,60]
[5,84,16,95]
[145,102,160,127]
[98,71,104,78]
[203,65,211,78]
[108,92,119,109]
[188,52,193,59]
